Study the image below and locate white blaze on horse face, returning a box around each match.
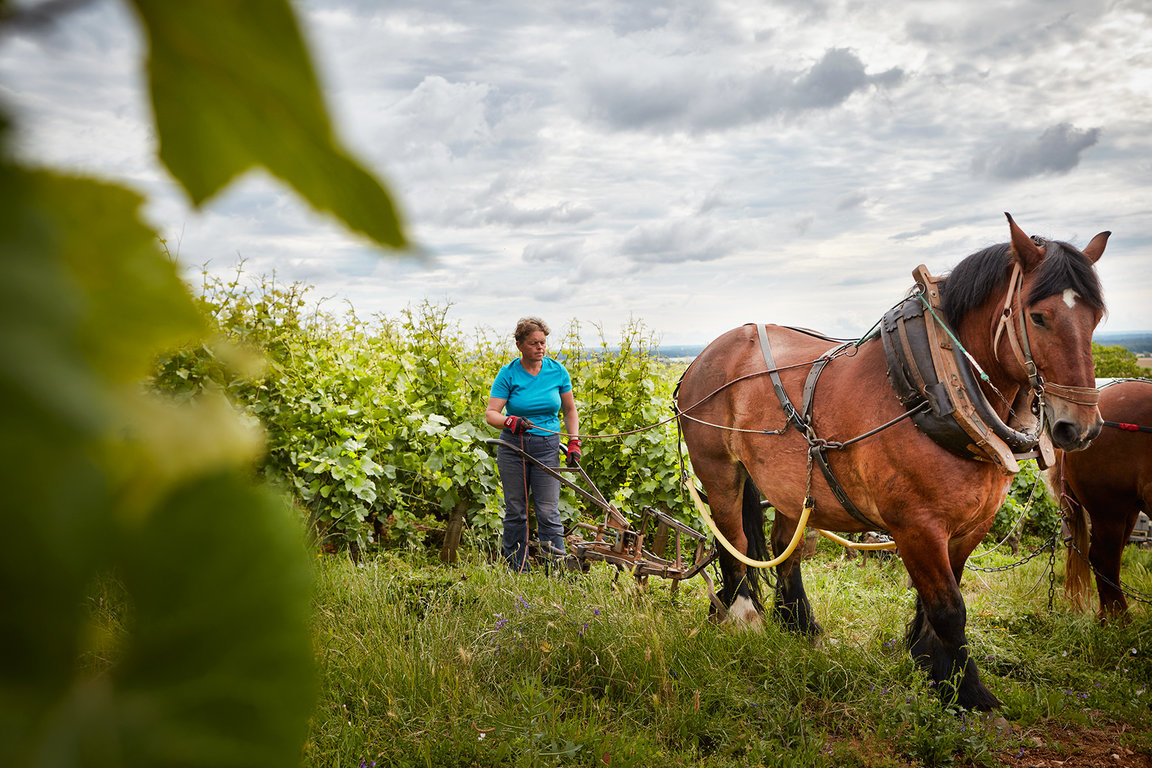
[1063,288,1080,309]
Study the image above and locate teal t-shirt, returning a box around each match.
[490,357,572,435]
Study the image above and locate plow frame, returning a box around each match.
[485,438,719,585]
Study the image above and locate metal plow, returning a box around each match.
[486,439,722,604]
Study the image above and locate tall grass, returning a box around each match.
[304,544,1152,767]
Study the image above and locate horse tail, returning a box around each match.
[741,477,769,603]
[1063,489,1091,614]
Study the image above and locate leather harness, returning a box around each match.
[749,262,1091,530]
[755,322,885,530]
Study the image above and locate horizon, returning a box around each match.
[577,328,1152,358]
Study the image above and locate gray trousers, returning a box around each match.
[496,430,565,572]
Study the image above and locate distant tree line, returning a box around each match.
[1093,342,1145,378]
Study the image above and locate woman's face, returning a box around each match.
[517,330,547,363]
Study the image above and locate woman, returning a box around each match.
[485,317,581,572]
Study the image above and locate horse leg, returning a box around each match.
[769,502,822,637]
[1086,499,1141,619]
[902,535,1000,711]
[704,467,762,625]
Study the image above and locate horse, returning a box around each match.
[1053,379,1152,618]
[675,214,1108,711]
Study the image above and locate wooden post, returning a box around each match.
[440,500,468,564]
[653,518,669,558]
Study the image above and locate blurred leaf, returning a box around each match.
[112,473,314,768]
[0,162,203,708]
[0,159,314,767]
[130,0,407,248]
[0,167,202,433]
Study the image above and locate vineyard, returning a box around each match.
[149,271,1067,561]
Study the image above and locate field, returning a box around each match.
[303,540,1152,768]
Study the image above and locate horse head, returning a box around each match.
[1000,213,1109,450]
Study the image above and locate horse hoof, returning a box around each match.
[725,595,762,627]
[958,687,1002,712]
[991,715,1013,734]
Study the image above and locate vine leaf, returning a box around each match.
[0,166,203,430]
[130,0,407,249]
[0,160,315,767]
[114,473,315,767]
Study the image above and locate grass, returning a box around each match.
[302,541,1152,767]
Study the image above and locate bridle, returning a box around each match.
[990,244,1101,420]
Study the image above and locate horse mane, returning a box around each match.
[940,239,1105,330]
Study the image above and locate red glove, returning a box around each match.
[566,438,582,467]
[504,415,534,435]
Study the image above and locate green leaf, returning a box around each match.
[130,0,407,249]
[111,473,314,767]
[0,167,204,432]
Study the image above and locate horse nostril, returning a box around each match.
[1052,420,1081,449]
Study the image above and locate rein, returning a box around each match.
[1104,420,1152,434]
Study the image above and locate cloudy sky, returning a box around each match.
[2,0,1149,345]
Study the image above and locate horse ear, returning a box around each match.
[1005,212,1045,271]
[1081,230,1110,264]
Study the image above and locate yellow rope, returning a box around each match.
[686,479,897,568]
[815,528,897,551]
[686,479,812,568]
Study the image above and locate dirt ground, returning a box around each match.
[989,722,1150,768]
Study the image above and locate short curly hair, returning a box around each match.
[513,316,550,344]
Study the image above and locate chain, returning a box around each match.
[1048,525,1058,611]
[804,449,815,511]
[963,528,1058,573]
[1063,529,1152,606]
[969,470,1045,561]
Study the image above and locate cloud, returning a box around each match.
[522,239,585,263]
[481,199,596,227]
[384,75,493,153]
[972,123,1100,180]
[3,0,1148,346]
[620,218,733,264]
[835,192,868,211]
[581,48,904,133]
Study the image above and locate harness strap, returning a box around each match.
[993,262,1036,385]
[803,346,887,531]
[1045,382,1101,407]
[757,322,799,429]
[755,326,886,531]
[808,445,884,529]
[801,348,840,419]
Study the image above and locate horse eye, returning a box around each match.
[1029,312,1046,328]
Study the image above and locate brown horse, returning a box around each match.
[676,214,1108,710]
[1055,379,1152,618]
